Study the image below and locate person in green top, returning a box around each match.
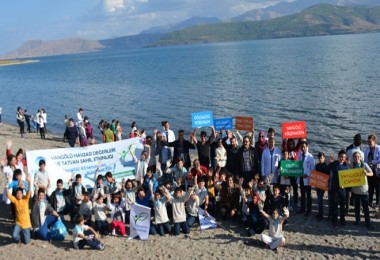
[103,123,115,143]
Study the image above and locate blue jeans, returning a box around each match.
[186,214,198,228]
[157,222,171,236]
[36,215,58,240]
[316,188,325,217]
[173,222,189,235]
[13,224,31,244]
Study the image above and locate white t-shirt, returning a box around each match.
[73,224,89,245]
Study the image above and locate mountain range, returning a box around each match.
[1,2,380,59]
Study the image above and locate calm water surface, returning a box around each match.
[1,33,380,156]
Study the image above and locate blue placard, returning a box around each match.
[214,117,233,131]
[191,111,214,128]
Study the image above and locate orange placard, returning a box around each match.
[235,116,254,132]
[282,121,306,139]
[309,170,329,191]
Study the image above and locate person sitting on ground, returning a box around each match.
[31,188,60,240]
[73,214,105,250]
[216,174,240,220]
[259,204,289,252]
[106,193,127,236]
[92,195,110,236]
[79,191,93,226]
[7,174,32,244]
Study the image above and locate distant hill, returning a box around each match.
[141,16,222,34]
[0,38,104,59]
[233,0,380,22]
[150,4,380,46]
[100,33,163,51]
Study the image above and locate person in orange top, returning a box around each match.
[7,175,32,244]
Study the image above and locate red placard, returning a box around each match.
[235,116,254,132]
[309,170,329,191]
[282,121,306,139]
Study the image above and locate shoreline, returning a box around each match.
[0,59,40,67]
[0,123,379,259]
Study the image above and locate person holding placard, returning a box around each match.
[315,152,330,221]
[191,127,217,168]
[297,141,315,217]
[329,150,349,229]
[351,151,373,229]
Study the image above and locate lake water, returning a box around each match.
[1,33,380,156]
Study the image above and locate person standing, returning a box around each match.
[16,107,25,138]
[237,136,260,187]
[24,109,32,133]
[41,108,47,136]
[364,134,380,208]
[0,106,2,124]
[329,150,350,228]
[76,108,84,127]
[297,140,315,217]
[64,118,79,147]
[351,151,373,229]
[191,127,216,168]
[261,138,282,185]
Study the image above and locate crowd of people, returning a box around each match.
[2,107,380,252]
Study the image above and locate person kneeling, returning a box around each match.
[73,214,105,250]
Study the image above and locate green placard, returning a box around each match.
[280,160,304,177]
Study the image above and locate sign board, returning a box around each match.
[282,121,307,139]
[235,116,254,132]
[338,168,366,188]
[309,170,329,191]
[191,111,213,128]
[214,117,233,131]
[280,160,304,177]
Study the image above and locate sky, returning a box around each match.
[0,0,293,54]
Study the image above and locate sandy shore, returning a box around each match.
[0,123,379,259]
[0,59,39,67]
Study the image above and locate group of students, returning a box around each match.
[2,119,380,252]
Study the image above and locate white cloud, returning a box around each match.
[104,0,126,13]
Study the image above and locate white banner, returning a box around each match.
[129,204,151,240]
[198,208,217,230]
[26,138,144,194]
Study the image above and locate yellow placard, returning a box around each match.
[338,168,366,188]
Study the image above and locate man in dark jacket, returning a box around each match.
[238,136,260,187]
[49,179,72,223]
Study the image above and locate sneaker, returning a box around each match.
[98,244,106,251]
[73,242,79,250]
[111,229,116,236]
[122,234,127,237]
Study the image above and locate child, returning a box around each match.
[92,162,105,202]
[104,172,121,195]
[92,195,110,236]
[7,175,32,244]
[239,177,252,225]
[123,179,136,224]
[131,150,149,185]
[71,174,87,220]
[315,152,330,220]
[73,214,105,250]
[79,191,93,226]
[106,193,127,236]
[259,203,289,251]
[34,159,50,193]
[169,187,194,236]
[186,190,199,228]
[247,191,266,236]
[194,176,209,214]
[151,187,172,236]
